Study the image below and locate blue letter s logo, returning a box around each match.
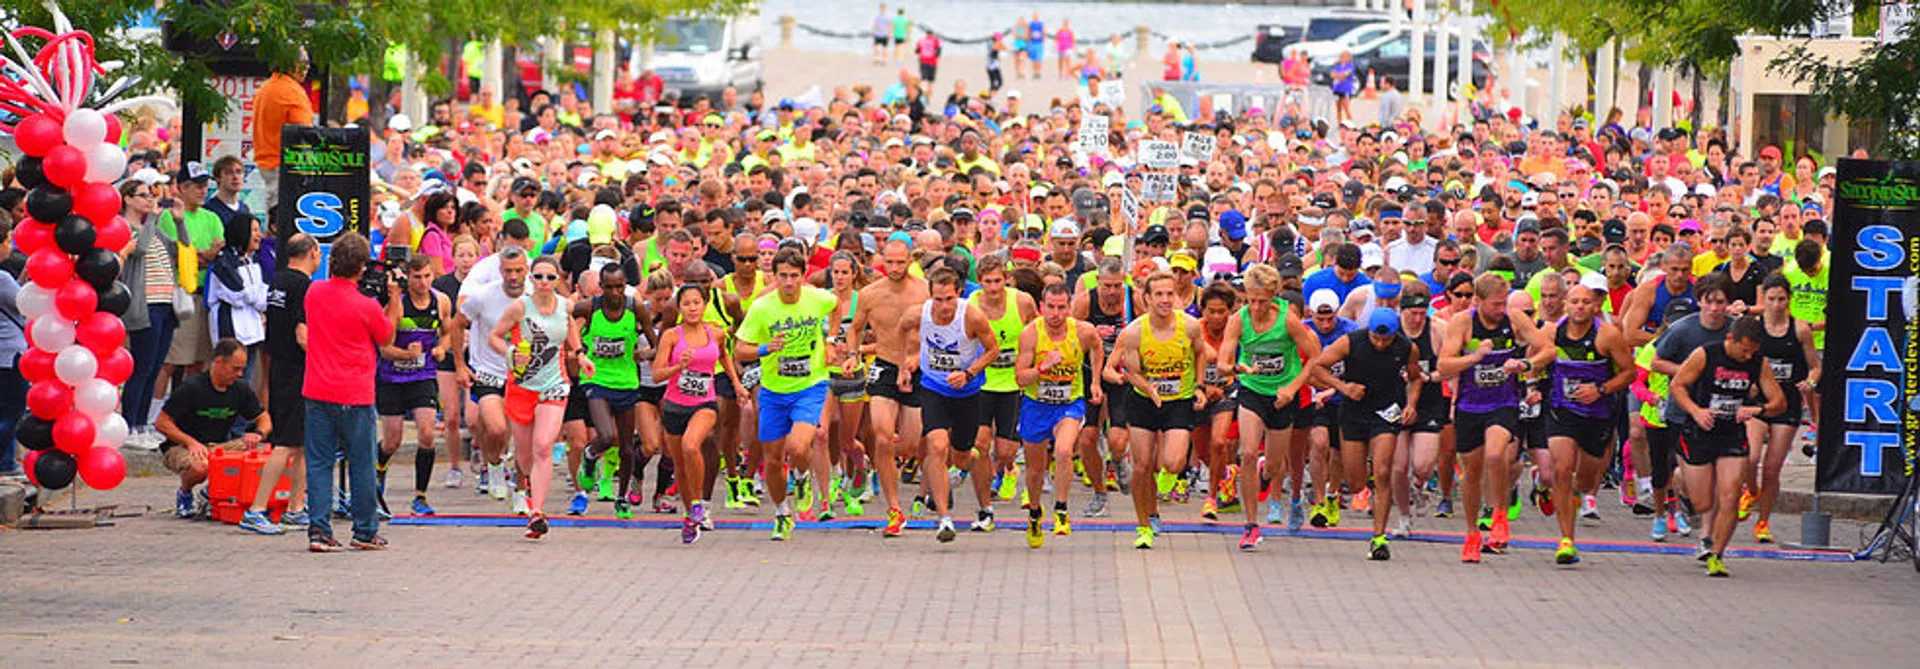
[295,192,345,237]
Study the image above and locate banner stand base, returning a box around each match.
[1787,511,1836,551]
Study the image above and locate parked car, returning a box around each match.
[1300,8,1393,44]
[1250,23,1304,64]
[649,12,764,103]
[1312,32,1493,95]
[1290,22,1403,63]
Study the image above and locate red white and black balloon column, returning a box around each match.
[5,13,172,492]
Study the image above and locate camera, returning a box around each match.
[358,258,394,303]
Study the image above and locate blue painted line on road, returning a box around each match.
[390,514,1855,563]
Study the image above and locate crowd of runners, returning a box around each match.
[75,63,1845,576]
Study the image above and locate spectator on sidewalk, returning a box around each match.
[118,178,177,448]
[916,28,943,85]
[1378,75,1406,124]
[0,220,23,478]
[237,233,320,535]
[155,338,270,518]
[301,232,397,552]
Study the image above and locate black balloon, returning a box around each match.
[54,214,97,255]
[25,185,71,222]
[33,450,77,490]
[76,249,121,291]
[16,415,55,451]
[97,281,131,316]
[15,156,46,189]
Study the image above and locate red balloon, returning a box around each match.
[79,446,127,490]
[43,144,88,189]
[52,413,96,456]
[72,181,121,224]
[77,312,127,355]
[27,380,73,420]
[26,249,75,287]
[104,113,123,144]
[54,279,97,320]
[18,347,56,383]
[97,347,134,385]
[13,219,53,254]
[15,114,62,157]
[22,451,41,486]
[95,215,131,252]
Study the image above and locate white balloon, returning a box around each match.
[63,109,107,147]
[17,283,54,320]
[54,345,99,385]
[94,412,129,449]
[74,378,120,418]
[84,142,128,183]
[30,316,76,353]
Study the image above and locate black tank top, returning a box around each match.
[1757,317,1808,384]
[1340,331,1412,412]
[1689,342,1761,435]
[1406,323,1446,411]
[1087,285,1132,352]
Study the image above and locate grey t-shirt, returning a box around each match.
[1655,313,1730,425]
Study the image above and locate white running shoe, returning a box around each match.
[489,464,510,501]
[1390,516,1413,539]
[512,490,531,516]
[444,468,464,489]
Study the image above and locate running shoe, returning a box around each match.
[682,515,701,544]
[1460,532,1483,563]
[278,510,310,532]
[1073,455,1086,483]
[654,495,679,515]
[1133,526,1154,549]
[723,477,743,509]
[1651,515,1670,542]
[1390,516,1412,539]
[375,496,392,522]
[818,504,836,522]
[936,517,957,543]
[175,488,194,519]
[843,486,865,518]
[771,514,794,541]
[1755,520,1774,544]
[1287,497,1306,532]
[1533,486,1555,517]
[1054,509,1072,535]
[884,507,906,537]
[567,492,589,516]
[352,534,390,550]
[910,496,929,518]
[1308,502,1330,528]
[1580,494,1600,520]
[594,459,617,502]
[524,513,548,540]
[1148,514,1163,536]
[1705,553,1729,577]
[1201,498,1219,520]
[475,468,490,497]
[1694,537,1713,561]
[1476,506,1494,532]
[1554,538,1581,565]
[1265,500,1283,525]
[971,509,996,533]
[1103,469,1121,492]
[1026,515,1045,549]
[412,497,436,516]
[1672,510,1693,536]
[692,502,711,531]
[511,490,530,516]
[1172,475,1190,504]
[614,499,633,520]
[1506,488,1522,521]
[1434,497,1454,518]
[798,502,818,523]
[1084,492,1109,518]
[444,468,463,489]
[1219,464,1239,504]
[1737,489,1755,521]
[795,476,816,515]
[308,532,344,552]
[490,466,510,501]
[740,479,761,507]
[1323,494,1341,527]
[1367,535,1391,561]
[1631,499,1657,516]
[998,469,1019,501]
[1155,470,1176,500]
[1114,460,1132,490]
[1239,524,1263,550]
[1353,487,1372,513]
[1489,512,1510,552]
[239,510,283,535]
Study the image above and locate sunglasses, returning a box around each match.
[1451,291,1473,299]
[1436,258,1460,267]
[734,255,756,262]
[531,273,559,281]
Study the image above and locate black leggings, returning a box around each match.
[1646,426,1678,490]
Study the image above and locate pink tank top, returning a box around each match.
[663,323,722,407]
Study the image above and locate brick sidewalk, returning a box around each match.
[3,472,1915,666]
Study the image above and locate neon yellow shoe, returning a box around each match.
[1155,470,1176,499]
[1201,497,1219,520]
[998,468,1018,501]
[1554,537,1581,565]
[1323,494,1342,527]
[1026,515,1044,549]
[1053,510,1072,536]
[1133,526,1154,549]
[1705,553,1729,577]
[843,484,865,518]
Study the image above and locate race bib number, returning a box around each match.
[867,365,885,385]
[1766,357,1794,380]
[1419,359,1434,376]
[991,349,1017,369]
[1150,378,1181,397]
[1709,396,1743,418]
[1473,365,1507,387]
[1203,365,1227,387]
[393,355,427,371]
[1037,381,1075,404]
[930,351,963,372]
[1519,400,1542,420]
[1561,378,1595,402]
[1249,353,1288,376]
[677,370,713,397]
[740,365,763,389]
[1376,404,1402,423]
[591,337,626,359]
[777,356,810,378]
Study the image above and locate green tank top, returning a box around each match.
[1235,302,1301,396]
[582,302,640,390]
[975,287,1024,392]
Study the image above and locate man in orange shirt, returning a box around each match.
[251,48,316,213]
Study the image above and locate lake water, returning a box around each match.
[761,0,1326,57]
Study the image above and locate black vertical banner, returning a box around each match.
[275,126,370,280]
[1817,158,1920,494]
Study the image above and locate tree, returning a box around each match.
[0,0,751,124]
[1477,0,1918,159]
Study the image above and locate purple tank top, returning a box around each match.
[1455,309,1520,414]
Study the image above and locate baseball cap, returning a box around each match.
[1678,219,1703,233]
[1049,217,1081,239]
[1185,204,1211,223]
[1275,254,1304,279]
[593,128,617,141]
[1101,171,1124,188]
[1310,192,1338,209]
[1218,210,1248,241]
[129,167,170,185]
[1368,308,1400,335]
[1514,217,1541,236]
[1169,251,1198,272]
[1759,145,1782,160]
[511,176,541,194]
[176,161,211,184]
[1309,289,1340,314]
[1359,242,1384,269]
[1140,225,1172,246]
[948,206,976,221]
[763,209,789,225]
[1603,218,1627,244]
[388,113,414,133]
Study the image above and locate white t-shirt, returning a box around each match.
[458,284,517,383]
[1386,235,1437,276]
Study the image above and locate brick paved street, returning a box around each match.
[3,467,1915,667]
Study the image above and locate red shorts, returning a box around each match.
[505,382,567,424]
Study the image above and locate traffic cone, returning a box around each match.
[1363,69,1379,100]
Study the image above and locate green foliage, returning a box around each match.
[0,0,752,123]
